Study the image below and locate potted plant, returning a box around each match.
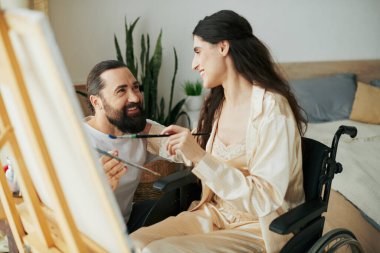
[114,17,189,126]
[183,80,203,111]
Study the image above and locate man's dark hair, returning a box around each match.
[86,60,127,113]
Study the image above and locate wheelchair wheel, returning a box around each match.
[308,228,364,253]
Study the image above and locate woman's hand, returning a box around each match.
[100,150,127,191]
[162,125,206,163]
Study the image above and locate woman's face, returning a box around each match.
[191,36,227,89]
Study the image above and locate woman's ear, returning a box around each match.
[90,95,103,111]
[219,40,230,56]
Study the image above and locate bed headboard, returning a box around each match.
[278,60,380,83]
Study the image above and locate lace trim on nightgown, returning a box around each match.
[212,135,246,161]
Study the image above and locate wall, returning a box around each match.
[48,0,380,103]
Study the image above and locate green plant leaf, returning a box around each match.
[149,30,162,84]
[168,47,178,115]
[183,80,203,96]
[175,111,191,127]
[143,72,152,118]
[140,34,146,76]
[143,35,153,119]
[114,35,124,63]
[158,97,165,124]
[147,31,162,120]
[114,16,188,126]
[164,98,186,125]
[125,17,139,77]
[146,34,150,76]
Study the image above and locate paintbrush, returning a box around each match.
[94,147,161,176]
[108,132,209,139]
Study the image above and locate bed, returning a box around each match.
[279,60,380,253]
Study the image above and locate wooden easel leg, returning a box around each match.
[0,159,26,253]
[0,16,55,246]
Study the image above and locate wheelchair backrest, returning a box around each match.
[301,137,330,202]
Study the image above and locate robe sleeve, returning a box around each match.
[192,113,298,217]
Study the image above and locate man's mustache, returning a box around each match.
[125,102,143,111]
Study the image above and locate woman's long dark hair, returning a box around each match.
[193,10,307,148]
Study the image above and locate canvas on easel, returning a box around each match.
[0,9,133,253]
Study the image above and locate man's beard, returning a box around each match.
[102,99,147,134]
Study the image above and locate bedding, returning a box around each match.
[350,82,380,124]
[289,73,357,123]
[305,119,380,228]
[370,79,380,88]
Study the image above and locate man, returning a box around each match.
[84,60,164,233]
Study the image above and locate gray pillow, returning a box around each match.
[370,80,380,88]
[289,73,357,123]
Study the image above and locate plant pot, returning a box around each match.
[185,95,203,111]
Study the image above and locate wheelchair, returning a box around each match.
[141,125,364,253]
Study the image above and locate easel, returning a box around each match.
[0,9,90,252]
[0,9,126,253]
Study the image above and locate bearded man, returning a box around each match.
[84,60,164,232]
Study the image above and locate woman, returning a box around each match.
[131,10,307,253]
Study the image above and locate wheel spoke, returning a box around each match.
[307,228,364,253]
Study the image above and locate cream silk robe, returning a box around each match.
[132,86,304,253]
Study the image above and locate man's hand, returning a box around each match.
[100,150,127,191]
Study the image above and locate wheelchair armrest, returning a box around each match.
[269,200,327,235]
[153,169,198,192]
